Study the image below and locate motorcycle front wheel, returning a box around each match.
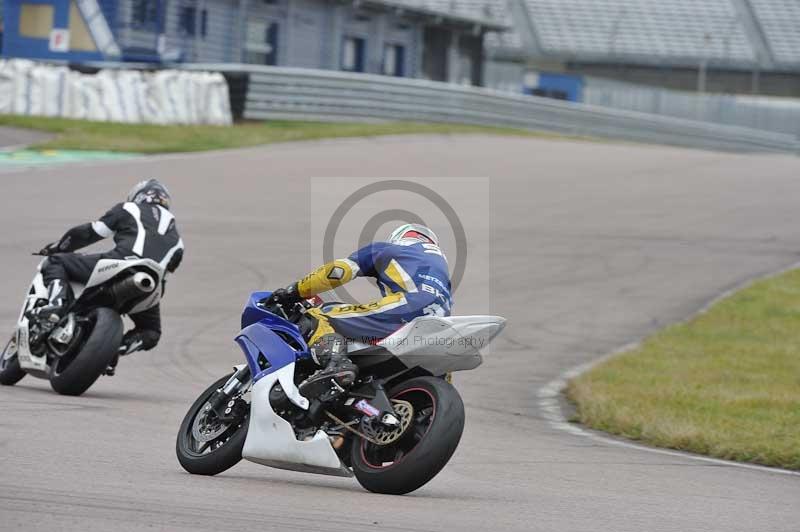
[176,374,250,476]
[350,376,465,495]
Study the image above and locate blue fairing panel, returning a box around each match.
[241,291,273,329]
[235,317,310,383]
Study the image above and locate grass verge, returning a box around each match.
[567,268,800,470]
[0,115,549,154]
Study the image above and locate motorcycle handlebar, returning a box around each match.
[260,300,307,324]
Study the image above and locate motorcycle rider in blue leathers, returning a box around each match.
[267,223,452,401]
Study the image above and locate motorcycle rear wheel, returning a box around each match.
[350,376,465,495]
[176,374,250,476]
[49,308,122,396]
[0,336,26,386]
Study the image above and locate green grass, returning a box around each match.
[0,115,548,154]
[568,269,800,470]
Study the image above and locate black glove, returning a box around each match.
[267,283,302,306]
[118,329,159,356]
[36,241,61,256]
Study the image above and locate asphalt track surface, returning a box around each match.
[0,126,52,150]
[1,135,799,532]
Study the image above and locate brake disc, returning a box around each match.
[191,402,231,443]
[361,399,414,446]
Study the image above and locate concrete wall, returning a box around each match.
[483,59,525,92]
[182,0,239,63]
[285,0,325,68]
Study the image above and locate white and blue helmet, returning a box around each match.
[388,223,439,246]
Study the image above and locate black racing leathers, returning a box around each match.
[41,201,184,353]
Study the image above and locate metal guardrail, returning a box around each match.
[583,77,800,138]
[186,64,799,154]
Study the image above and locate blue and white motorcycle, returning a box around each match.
[176,292,506,494]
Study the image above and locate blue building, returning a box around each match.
[1,0,504,84]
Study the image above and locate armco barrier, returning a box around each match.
[583,77,800,139]
[182,64,799,154]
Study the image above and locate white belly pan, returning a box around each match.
[242,364,351,477]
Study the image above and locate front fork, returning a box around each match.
[209,365,252,422]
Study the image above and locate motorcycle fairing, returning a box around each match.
[241,363,352,477]
[15,269,49,371]
[83,258,164,314]
[235,324,309,410]
[235,319,310,382]
[237,291,350,476]
[240,291,273,329]
[372,315,507,375]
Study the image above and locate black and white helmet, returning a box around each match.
[127,179,171,209]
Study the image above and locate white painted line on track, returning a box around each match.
[537,261,800,478]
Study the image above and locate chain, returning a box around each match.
[325,410,384,445]
[324,399,414,447]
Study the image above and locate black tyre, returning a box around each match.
[49,308,122,396]
[176,374,250,476]
[351,376,465,495]
[0,336,26,386]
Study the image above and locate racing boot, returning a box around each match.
[105,355,119,376]
[299,333,358,402]
[28,280,72,329]
[106,330,157,376]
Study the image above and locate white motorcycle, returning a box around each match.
[0,255,165,395]
[176,290,506,495]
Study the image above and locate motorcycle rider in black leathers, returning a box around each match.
[30,179,184,373]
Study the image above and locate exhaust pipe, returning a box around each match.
[132,272,156,292]
[110,272,156,303]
